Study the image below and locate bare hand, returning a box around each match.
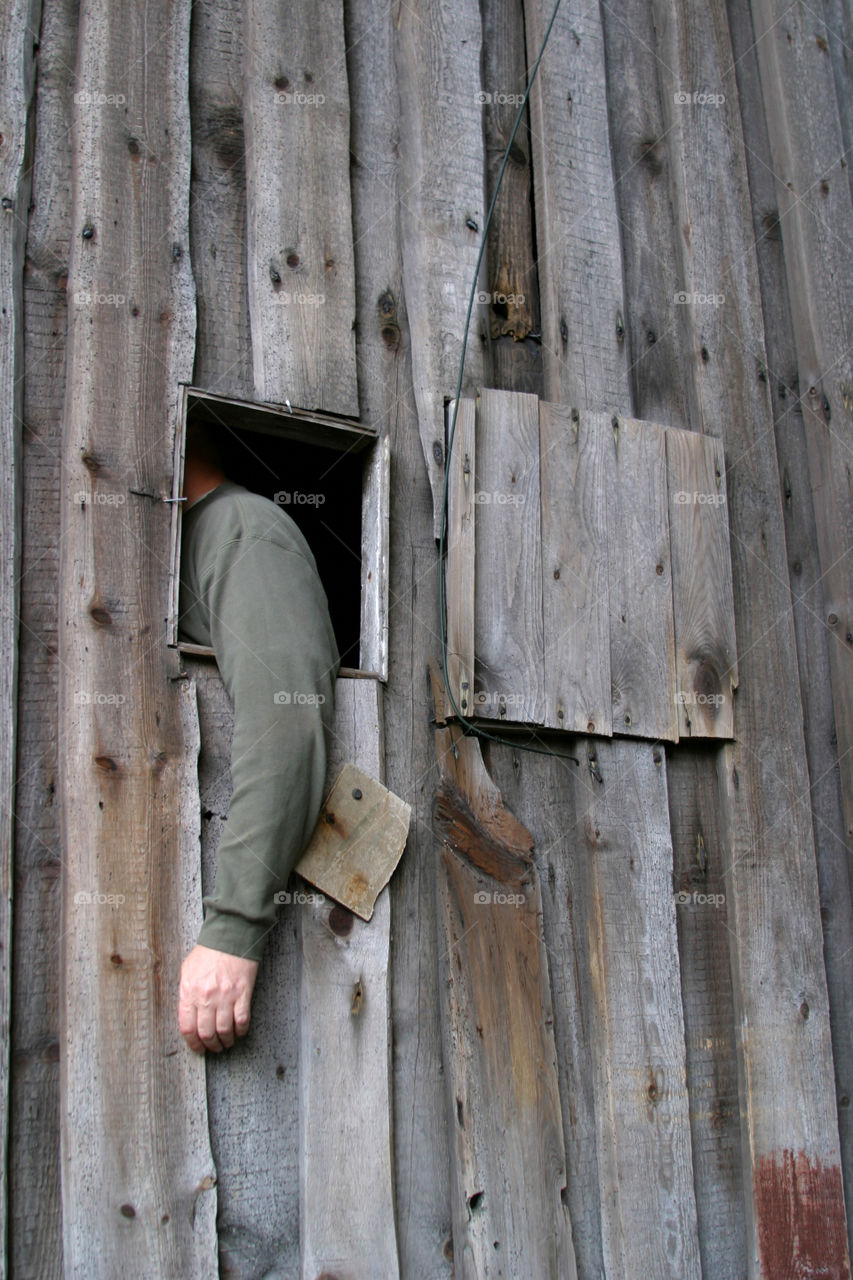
[179,943,259,1054]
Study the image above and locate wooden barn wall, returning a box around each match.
[6,1,853,1278]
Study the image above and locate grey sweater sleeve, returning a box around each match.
[180,492,340,961]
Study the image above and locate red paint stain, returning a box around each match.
[755,1149,850,1278]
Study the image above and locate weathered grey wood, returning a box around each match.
[523,0,629,408]
[605,412,678,741]
[56,2,218,1273]
[651,0,852,1268]
[539,399,611,735]
[188,0,254,400]
[822,0,853,212]
[243,0,358,417]
[666,748,747,1276]
[429,659,577,1279]
[575,738,701,1277]
[726,0,853,1248]
[445,397,476,717]
[665,427,738,738]
[346,0,454,1265]
[360,429,391,680]
[5,0,49,1274]
[394,0,489,539]
[750,0,853,891]
[299,679,400,1278]
[473,388,544,725]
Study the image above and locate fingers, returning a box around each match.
[179,945,259,1054]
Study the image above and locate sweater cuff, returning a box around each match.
[196,908,273,963]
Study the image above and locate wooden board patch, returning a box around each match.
[295,763,411,920]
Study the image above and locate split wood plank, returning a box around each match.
[56,1,218,1272]
[749,0,853,890]
[651,0,852,1270]
[445,397,476,717]
[576,739,701,1278]
[473,387,545,725]
[0,0,39,1273]
[665,427,738,738]
[428,658,577,1280]
[243,0,359,417]
[523,0,630,408]
[394,0,488,539]
[539,399,611,735]
[299,677,400,1278]
[605,411,678,741]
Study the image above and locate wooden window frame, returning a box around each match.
[167,384,389,680]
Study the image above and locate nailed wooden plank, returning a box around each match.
[605,411,678,741]
[473,387,544,725]
[299,678,400,1278]
[394,0,488,539]
[577,739,701,1277]
[665,427,738,738]
[188,0,254,399]
[56,2,218,1272]
[749,0,853,896]
[649,0,852,1269]
[1,0,40,1273]
[428,658,577,1279]
[445,397,476,717]
[726,0,853,1245]
[523,0,629,408]
[295,761,411,920]
[243,0,358,417]
[539,399,611,734]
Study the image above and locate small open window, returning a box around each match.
[168,386,388,679]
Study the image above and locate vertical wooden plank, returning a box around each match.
[749,0,853,893]
[725,0,853,1247]
[445,397,476,717]
[429,660,577,1280]
[523,0,629,408]
[539,399,611,735]
[12,0,74,1272]
[189,0,254,399]
[394,0,489,539]
[243,0,358,416]
[649,0,852,1270]
[666,428,738,739]
[345,6,453,1268]
[299,679,399,1278]
[605,412,678,741]
[0,0,40,1274]
[473,388,544,726]
[479,0,543,394]
[577,739,701,1278]
[57,1,218,1273]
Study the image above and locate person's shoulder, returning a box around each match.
[208,483,315,558]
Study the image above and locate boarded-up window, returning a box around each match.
[445,389,738,741]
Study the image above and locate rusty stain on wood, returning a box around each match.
[754,1149,850,1278]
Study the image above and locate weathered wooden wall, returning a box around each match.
[7,0,853,1276]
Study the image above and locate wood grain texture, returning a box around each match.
[651,0,851,1269]
[605,412,678,741]
[429,659,577,1280]
[394,0,489,539]
[473,387,544,725]
[523,0,629,408]
[445,397,476,717]
[243,0,358,416]
[299,679,400,1278]
[56,2,217,1273]
[749,0,853,880]
[539,399,611,734]
[577,739,701,1278]
[666,427,738,738]
[2,0,42,1274]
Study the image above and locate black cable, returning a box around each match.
[437,0,582,765]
